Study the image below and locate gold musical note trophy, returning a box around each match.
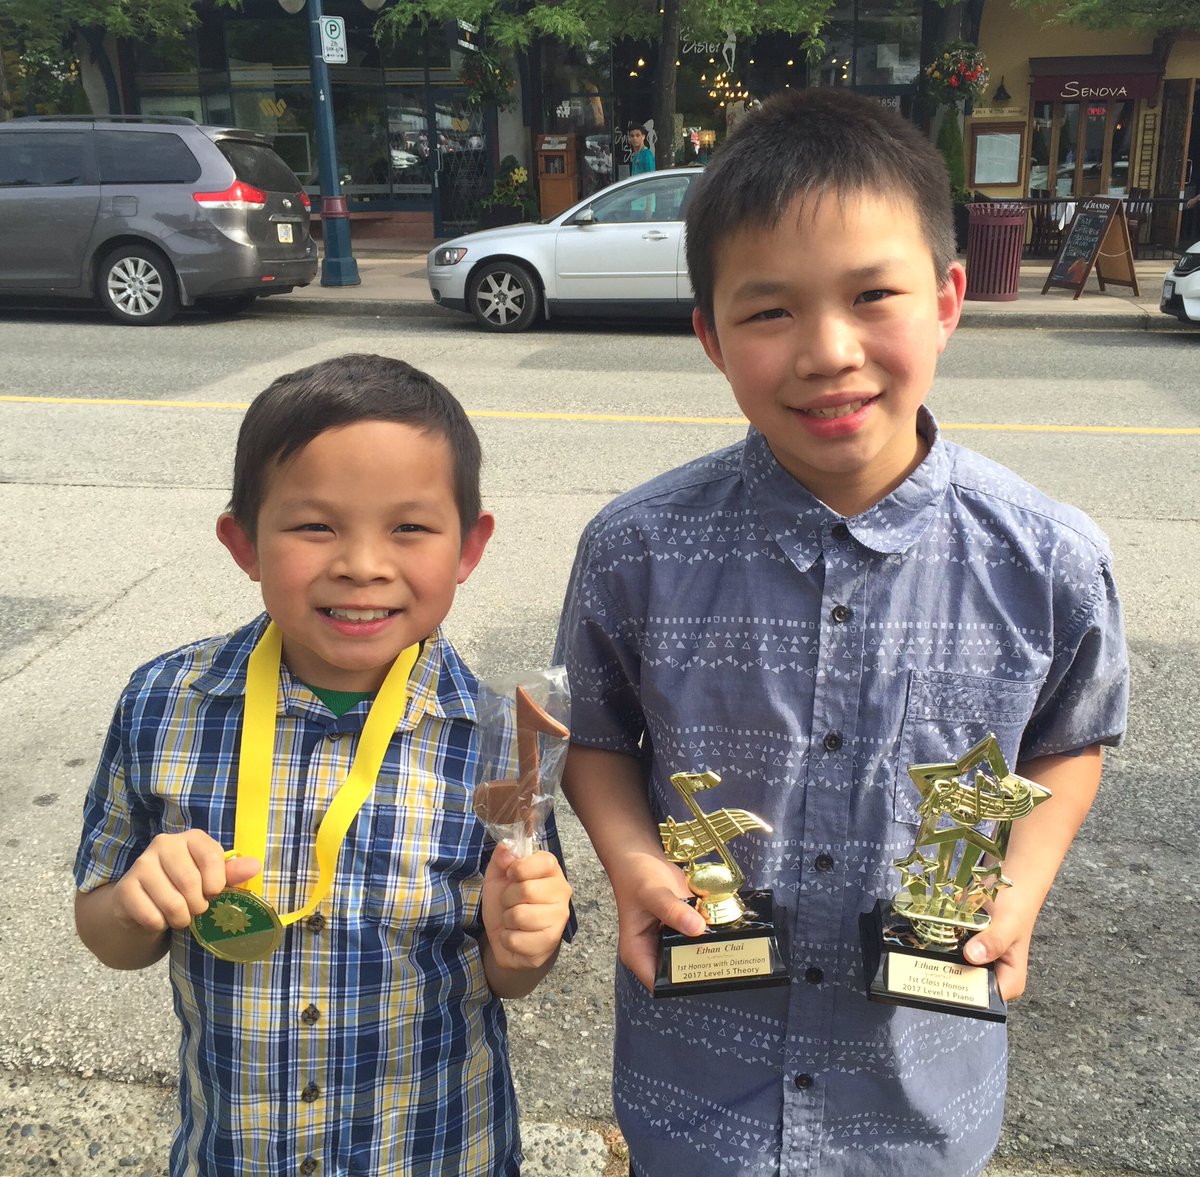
[654,771,788,998]
[860,734,1051,1021]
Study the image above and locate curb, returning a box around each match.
[258,297,459,320]
[259,295,1198,333]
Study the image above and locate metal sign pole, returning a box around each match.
[306,0,359,286]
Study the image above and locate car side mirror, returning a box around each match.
[571,207,596,225]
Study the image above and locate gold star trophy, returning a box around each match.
[653,771,788,998]
[860,734,1051,1021]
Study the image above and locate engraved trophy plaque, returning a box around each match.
[653,771,789,998]
[860,734,1051,1021]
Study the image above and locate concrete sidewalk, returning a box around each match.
[265,238,1196,332]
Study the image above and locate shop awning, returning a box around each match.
[1029,54,1160,102]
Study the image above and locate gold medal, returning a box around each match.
[191,887,283,963]
[188,623,420,963]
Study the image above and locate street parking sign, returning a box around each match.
[320,16,347,64]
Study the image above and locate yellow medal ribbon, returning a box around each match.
[233,620,420,924]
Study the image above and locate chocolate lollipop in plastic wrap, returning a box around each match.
[473,685,570,856]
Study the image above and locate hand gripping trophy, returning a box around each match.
[861,733,1051,1020]
[653,771,788,997]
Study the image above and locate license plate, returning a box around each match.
[1163,280,1175,299]
[277,223,294,244]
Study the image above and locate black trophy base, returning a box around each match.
[860,899,1006,1022]
[654,889,789,999]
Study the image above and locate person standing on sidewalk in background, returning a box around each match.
[555,89,1128,1177]
[74,354,573,1177]
[628,124,655,174]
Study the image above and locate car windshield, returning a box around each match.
[216,139,303,193]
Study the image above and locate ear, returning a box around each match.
[692,307,727,376]
[216,512,261,582]
[457,511,495,585]
[936,262,967,351]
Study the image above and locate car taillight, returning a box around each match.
[298,190,311,211]
[192,181,268,210]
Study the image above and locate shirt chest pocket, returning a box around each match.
[894,671,1041,826]
[363,795,485,932]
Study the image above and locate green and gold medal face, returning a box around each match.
[190,888,283,962]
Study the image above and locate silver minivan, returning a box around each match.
[0,114,319,325]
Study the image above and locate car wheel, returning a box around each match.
[468,261,540,332]
[97,244,179,326]
[198,293,257,316]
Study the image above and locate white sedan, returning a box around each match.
[427,168,703,331]
[1160,240,1200,325]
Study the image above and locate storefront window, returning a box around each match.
[226,18,309,69]
[810,0,919,90]
[1029,98,1136,197]
[853,0,921,87]
[1029,102,1053,193]
[814,0,855,87]
[1055,102,1079,196]
[1109,101,1134,196]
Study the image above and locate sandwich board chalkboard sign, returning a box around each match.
[1042,197,1139,299]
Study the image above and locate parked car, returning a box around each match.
[427,167,703,332]
[1160,241,1200,325]
[0,114,318,325]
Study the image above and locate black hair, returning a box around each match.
[228,353,482,539]
[685,88,956,326]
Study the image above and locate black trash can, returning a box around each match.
[964,203,1027,302]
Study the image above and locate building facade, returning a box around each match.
[967,3,1199,246]
[106,0,1198,245]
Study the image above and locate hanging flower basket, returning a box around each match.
[924,41,989,108]
[459,50,516,112]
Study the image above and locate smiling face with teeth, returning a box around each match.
[218,420,493,692]
[693,189,965,517]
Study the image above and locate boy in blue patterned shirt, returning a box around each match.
[556,90,1127,1176]
[75,354,572,1176]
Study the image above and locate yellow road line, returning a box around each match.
[0,395,1197,435]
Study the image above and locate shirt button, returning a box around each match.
[305,912,326,932]
[830,604,852,624]
[300,1160,318,1176]
[300,1083,320,1103]
[300,1004,320,1026]
[815,853,835,872]
[831,523,850,540]
[823,731,843,752]
[794,1073,814,1090]
[805,966,824,984]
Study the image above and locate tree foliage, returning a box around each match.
[378,0,827,51]
[0,0,240,117]
[378,0,832,166]
[1010,0,1200,33]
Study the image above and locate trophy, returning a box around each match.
[653,771,788,998]
[860,734,1051,1021]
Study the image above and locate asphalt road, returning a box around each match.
[0,307,1197,1175]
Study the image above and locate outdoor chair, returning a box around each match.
[1027,199,1063,258]
[1125,187,1151,257]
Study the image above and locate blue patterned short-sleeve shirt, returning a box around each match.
[556,414,1128,1177]
[75,616,523,1177]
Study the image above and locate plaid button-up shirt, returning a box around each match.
[76,615,521,1177]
